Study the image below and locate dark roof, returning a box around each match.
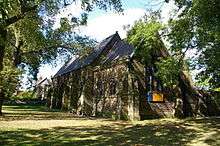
[103,40,133,64]
[54,32,134,77]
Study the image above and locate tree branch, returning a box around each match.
[4,5,38,27]
[1,0,73,27]
[21,44,76,56]
[0,7,8,19]
[177,43,197,68]
[180,43,197,60]
[8,41,19,50]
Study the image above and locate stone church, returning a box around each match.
[47,32,218,120]
[47,32,176,120]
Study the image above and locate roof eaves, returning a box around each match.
[53,32,118,77]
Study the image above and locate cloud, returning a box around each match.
[53,1,177,40]
[37,3,178,80]
[160,0,179,23]
[37,8,146,80]
[76,1,177,41]
[78,8,146,41]
[53,0,83,29]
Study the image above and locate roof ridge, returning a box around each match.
[53,32,119,77]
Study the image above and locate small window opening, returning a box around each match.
[109,78,117,95]
[97,80,104,96]
[147,76,164,102]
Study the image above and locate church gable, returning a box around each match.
[54,32,134,78]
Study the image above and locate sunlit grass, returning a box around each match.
[0,104,219,146]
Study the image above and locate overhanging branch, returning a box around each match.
[21,44,76,56]
[4,5,38,27]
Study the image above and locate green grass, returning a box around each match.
[0,105,219,146]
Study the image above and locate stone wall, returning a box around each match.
[92,63,129,119]
[49,58,175,120]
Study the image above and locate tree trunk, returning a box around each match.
[0,98,4,116]
[178,73,194,117]
[13,41,22,67]
[0,28,7,71]
[0,87,5,116]
[13,28,23,67]
[0,28,7,116]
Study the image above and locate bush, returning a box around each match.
[0,66,21,98]
[11,91,37,100]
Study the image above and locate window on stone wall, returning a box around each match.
[147,77,164,102]
[109,78,117,96]
[97,80,104,96]
[156,79,163,91]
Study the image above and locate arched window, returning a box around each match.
[97,80,104,96]
[109,78,117,96]
[147,76,164,102]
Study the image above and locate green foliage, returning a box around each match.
[0,0,123,64]
[0,66,21,98]
[11,90,36,100]
[127,18,164,65]
[214,88,220,92]
[1,105,220,145]
[0,0,122,91]
[127,17,182,88]
[156,57,180,87]
[168,0,220,89]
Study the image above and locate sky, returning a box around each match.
[37,0,177,81]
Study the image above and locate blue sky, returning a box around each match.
[88,0,148,19]
[35,0,176,84]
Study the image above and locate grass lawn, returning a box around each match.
[0,105,219,146]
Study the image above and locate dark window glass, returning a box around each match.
[97,80,104,96]
[109,78,117,95]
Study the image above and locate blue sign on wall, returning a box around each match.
[147,92,152,102]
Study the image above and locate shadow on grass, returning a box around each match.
[204,132,220,146]
[3,105,46,112]
[1,105,119,121]
[185,118,220,146]
[1,105,81,121]
[1,105,219,146]
[0,122,197,146]
[186,118,220,128]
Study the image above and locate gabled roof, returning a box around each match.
[54,32,134,77]
[103,40,133,64]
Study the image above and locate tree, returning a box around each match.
[0,0,123,115]
[127,14,220,118]
[166,0,220,89]
[126,14,177,91]
[0,61,20,115]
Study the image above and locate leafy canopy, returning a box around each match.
[127,16,164,65]
[127,15,184,88]
[0,0,123,95]
[167,0,220,89]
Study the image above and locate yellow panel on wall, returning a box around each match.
[152,91,164,102]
